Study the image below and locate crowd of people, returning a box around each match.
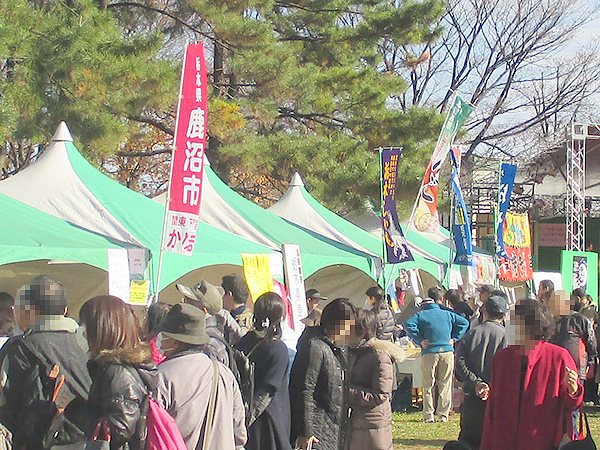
[0,274,597,450]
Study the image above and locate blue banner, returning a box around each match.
[450,149,473,266]
[381,148,414,264]
[496,163,518,259]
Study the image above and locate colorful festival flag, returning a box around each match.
[381,148,413,264]
[449,146,473,266]
[498,212,534,281]
[495,163,518,259]
[161,43,208,255]
[411,94,474,234]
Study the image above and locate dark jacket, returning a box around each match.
[372,306,395,342]
[296,335,348,450]
[452,301,474,320]
[289,326,324,444]
[455,320,507,395]
[236,332,292,450]
[87,345,157,450]
[551,312,597,379]
[347,339,404,450]
[0,318,91,449]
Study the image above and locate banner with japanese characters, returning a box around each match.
[495,163,518,259]
[410,94,474,234]
[381,148,413,264]
[498,212,534,281]
[161,43,208,255]
[242,253,275,301]
[450,146,473,266]
[282,244,308,332]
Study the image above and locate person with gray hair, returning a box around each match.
[0,275,91,449]
[455,296,509,450]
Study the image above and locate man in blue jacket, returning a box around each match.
[405,289,470,423]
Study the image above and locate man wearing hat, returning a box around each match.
[0,276,91,449]
[177,280,245,363]
[301,289,327,327]
[455,295,509,450]
[154,303,247,450]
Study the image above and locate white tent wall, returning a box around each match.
[0,260,108,317]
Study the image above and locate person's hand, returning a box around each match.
[449,339,455,346]
[296,436,319,450]
[421,340,429,348]
[475,381,490,401]
[564,367,580,396]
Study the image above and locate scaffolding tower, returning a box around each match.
[566,123,587,251]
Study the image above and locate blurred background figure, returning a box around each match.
[301,289,326,327]
[366,287,395,342]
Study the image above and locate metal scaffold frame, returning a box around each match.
[566,123,587,251]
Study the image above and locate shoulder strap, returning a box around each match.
[201,359,220,449]
[246,338,264,358]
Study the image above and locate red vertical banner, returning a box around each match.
[162,43,208,256]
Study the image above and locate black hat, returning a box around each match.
[159,303,210,346]
[306,289,327,302]
[476,284,495,294]
[485,295,508,315]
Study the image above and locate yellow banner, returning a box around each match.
[503,212,531,248]
[242,253,274,302]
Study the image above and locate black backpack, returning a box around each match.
[213,335,262,419]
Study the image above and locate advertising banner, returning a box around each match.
[561,251,599,304]
[495,163,518,258]
[283,244,308,332]
[498,212,534,281]
[162,43,208,255]
[450,146,473,265]
[381,148,413,263]
[411,94,474,234]
[242,253,274,301]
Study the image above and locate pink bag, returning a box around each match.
[146,397,187,450]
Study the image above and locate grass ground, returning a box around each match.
[392,407,600,449]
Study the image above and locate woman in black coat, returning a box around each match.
[80,295,157,450]
[236,292,292,450]
[294,298,356,450]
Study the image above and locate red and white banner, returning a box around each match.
[162,43,208,255]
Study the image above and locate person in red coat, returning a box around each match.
[481,298,583,450]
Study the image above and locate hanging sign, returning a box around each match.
[242,253,274,301]
[161,43,208,255]
[411,94,474,234]
[450,146,473,265]
[495,163,517,258]
[381,148,413,263]
[283,244,308,332]
[498,212,534,281]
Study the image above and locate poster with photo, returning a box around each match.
[561,251,598,305]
